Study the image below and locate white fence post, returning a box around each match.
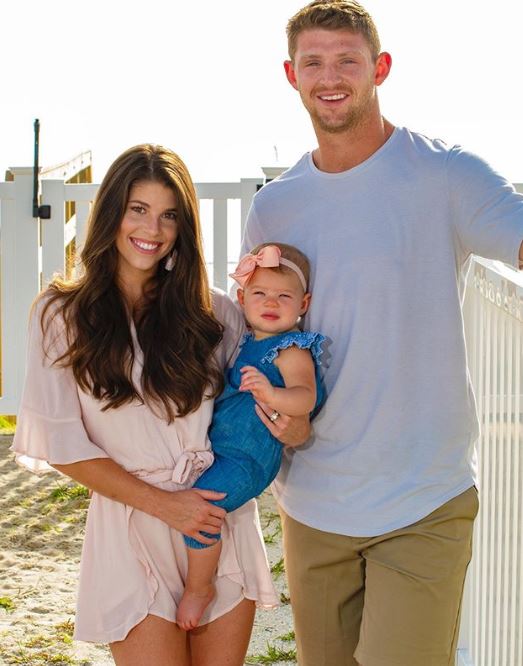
[212,198,228,291]
[41,180,66,285]
[240,178,262,236]
[0,169,40,413]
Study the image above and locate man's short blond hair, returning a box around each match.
[287,0,381,62]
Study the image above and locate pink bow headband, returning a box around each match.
[229,245,308,291]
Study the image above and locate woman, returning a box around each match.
[11,145,285,665]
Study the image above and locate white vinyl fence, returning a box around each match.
[458,257,523,666]
[1,169,522,665]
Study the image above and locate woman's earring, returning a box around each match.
[165,249,178,271]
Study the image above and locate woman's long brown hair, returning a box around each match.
[41,144,224,422]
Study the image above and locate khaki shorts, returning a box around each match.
[280,487,478,666]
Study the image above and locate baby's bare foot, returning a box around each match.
[177,584,216,631]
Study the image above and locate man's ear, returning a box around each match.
[300,292,312,315]
[284,60,299,90]
[374,51,392,86]
[237,288,245,307]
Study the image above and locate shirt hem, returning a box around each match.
[275,480,476,537]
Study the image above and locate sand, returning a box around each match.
[0,436,295,665]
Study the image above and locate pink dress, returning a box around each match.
[11,290,278,643]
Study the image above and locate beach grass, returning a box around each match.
[0,415,16,435]
[245,642,297,664]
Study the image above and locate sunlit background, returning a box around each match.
[2,0,522,184]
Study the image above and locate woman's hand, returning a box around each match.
[53,459,227,546]
[154,488,227,546]
[255,402,311,448]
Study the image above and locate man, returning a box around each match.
[241,2,523,665]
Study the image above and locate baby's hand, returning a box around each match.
[239,366,275,403]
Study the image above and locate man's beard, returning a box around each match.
[305,84,375,134]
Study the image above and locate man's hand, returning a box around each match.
[255,401,311,447]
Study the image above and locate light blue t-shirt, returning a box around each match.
[242,127,523,537]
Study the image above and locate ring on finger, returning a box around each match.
[269,410,281,423]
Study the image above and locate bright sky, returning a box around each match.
[2,0,523,185]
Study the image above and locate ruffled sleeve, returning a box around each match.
[11,295,110,474]
[260,331,326,366]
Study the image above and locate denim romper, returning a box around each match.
[185,330,325,549]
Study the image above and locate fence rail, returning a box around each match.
[1,170,522,665]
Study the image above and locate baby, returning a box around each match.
[177,242,325,630]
